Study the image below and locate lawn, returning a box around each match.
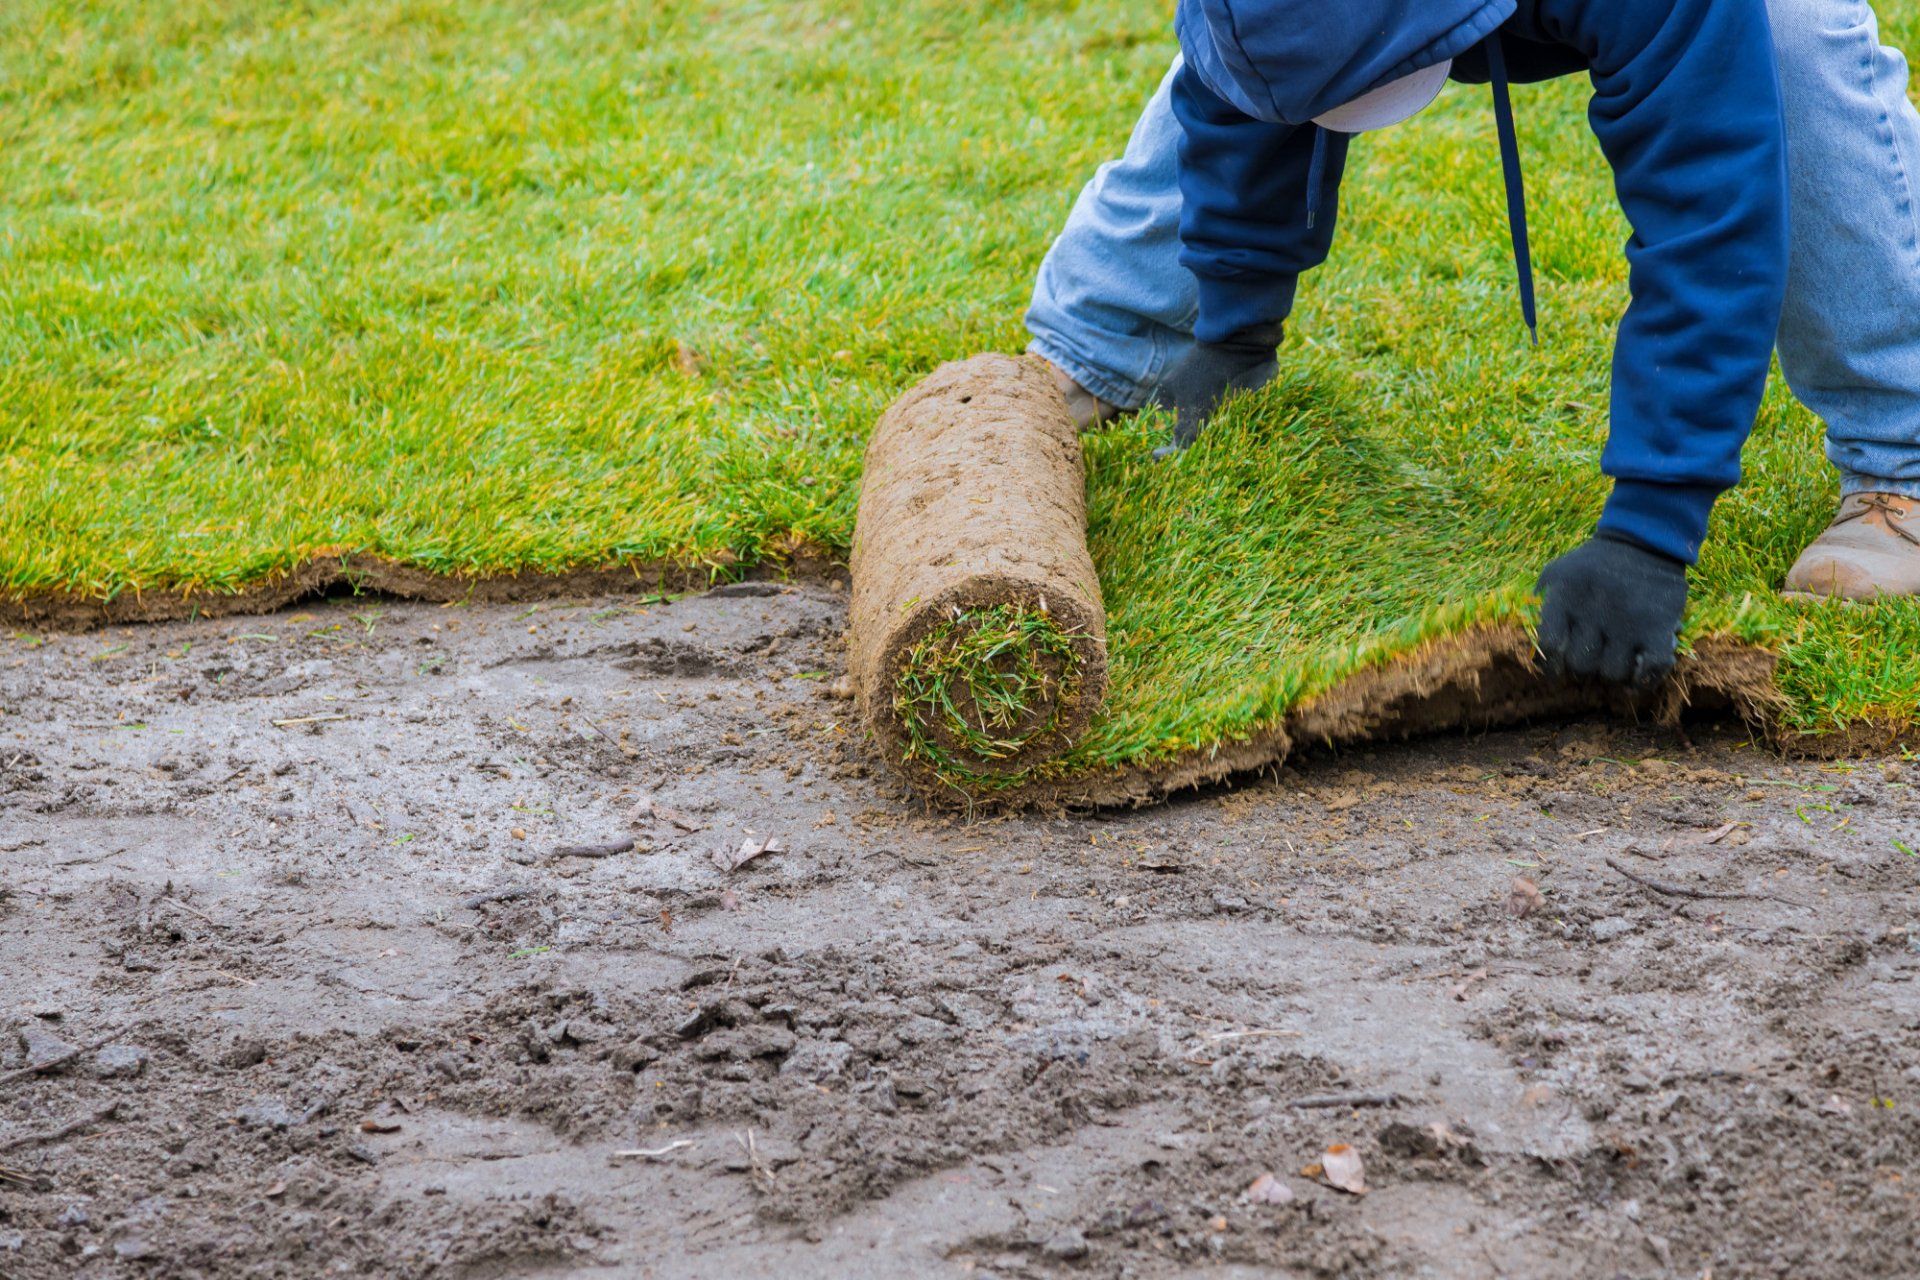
[4,0,1918,789]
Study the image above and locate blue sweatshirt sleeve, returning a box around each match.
[1544,0,1789,564]
[1170,58,1349,344]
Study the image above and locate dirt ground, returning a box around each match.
[3,581,1918,1279]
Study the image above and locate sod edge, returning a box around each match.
[3,552,1898,811]
[0,549,845,633]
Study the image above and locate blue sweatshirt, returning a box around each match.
[1172,0,1790,564]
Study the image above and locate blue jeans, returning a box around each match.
[1026,0,1920,500]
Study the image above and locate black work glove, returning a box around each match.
[1534,532,1688,689]
[1152,323,1283,458]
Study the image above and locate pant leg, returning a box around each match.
[1024,57,1199,410]
[1768,0,1920,498]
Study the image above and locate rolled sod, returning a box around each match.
[849,354,1108,794]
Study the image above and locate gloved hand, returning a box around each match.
[1535,532,1688,689]
[1152,323,1283,458]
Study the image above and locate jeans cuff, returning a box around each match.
[1841,474,1920,502]
[1024,339,1153,411]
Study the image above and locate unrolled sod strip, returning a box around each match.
[849,353,1108,795]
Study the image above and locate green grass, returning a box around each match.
[5,0,1919,786]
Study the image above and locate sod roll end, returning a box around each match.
[850,354,1108,796]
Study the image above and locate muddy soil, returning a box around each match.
[2,582,1917,1279]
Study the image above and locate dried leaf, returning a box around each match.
[1694,821,1745,846]
[658,805,703,833]
[673,340,705,376]
[1319,1143,1367,1195]
[1506,876,1544,919]
[713,835,785,873]
[1243,1171,1294,1205]
[630,798,704,833]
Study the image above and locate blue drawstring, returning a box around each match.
[1305,124,1328,230]
[1485,35,1538,344]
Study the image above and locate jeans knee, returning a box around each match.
[1763,0,1840,55]
[1768,0,1897,88]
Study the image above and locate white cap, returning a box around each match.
[1312,59,1453,133]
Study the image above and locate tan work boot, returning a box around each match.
[1046,361,1122,434]
[1783,491,1920,600]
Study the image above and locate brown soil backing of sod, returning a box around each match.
[848,353,1108,795]
[1010,625,1810,812]
[0,550,844,633]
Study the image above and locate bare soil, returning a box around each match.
[3,581,1918,1279]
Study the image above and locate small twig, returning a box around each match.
[612,1139,694,1161]
[461,885,534,910]
[735,1128,776,1189]
[0,1029,126,1091]
[1604,857,1758,901]
[580,716,636,760]
[874,846,940,870]
[0,1102,120,1154]
[0,1161,44,1189]
[271,714,348,727]
[549,838,636,860]
[160,894,219,925]
[1201,1029,1303,1043]
[1286,1091,1407,1110]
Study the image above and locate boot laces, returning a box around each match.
[1835,493,1920,546]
